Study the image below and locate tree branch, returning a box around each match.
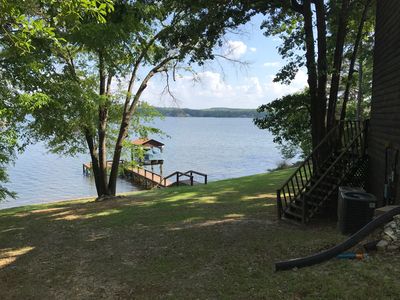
[123,10,184,113]
[128,55,178,115]
[340,0,372,121]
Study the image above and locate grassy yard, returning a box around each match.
[1,168,400,299]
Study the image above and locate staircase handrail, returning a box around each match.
[276,120,363,218]
[278,121,344,190]
[301,127,365,221]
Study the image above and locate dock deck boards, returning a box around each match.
[124,166,173,187]
[83,161,206,189]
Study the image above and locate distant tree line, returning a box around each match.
[152,107,264,118]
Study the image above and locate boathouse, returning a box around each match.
[131,137,164,172]
[131,138,164,150]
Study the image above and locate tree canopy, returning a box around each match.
[0,0,114,200]
[257,0,375,160]
[0,0,377,201]
[254,90,311,160]
[4,0,258,198]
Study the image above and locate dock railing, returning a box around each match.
[183,170,208,185]
[162,171,193,187]
[129,166,162,183]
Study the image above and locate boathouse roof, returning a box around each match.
[131,138,164,149]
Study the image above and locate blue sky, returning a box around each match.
[143,14,307,109]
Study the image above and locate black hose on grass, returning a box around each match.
[275,206,400,271]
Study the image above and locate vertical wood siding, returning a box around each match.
[368,0,400,204]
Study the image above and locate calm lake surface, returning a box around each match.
[2,117,284,209]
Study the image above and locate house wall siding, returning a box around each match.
[368,0,400,205]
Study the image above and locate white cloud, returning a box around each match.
[263,70,308,100]
[224,40,248,59]
[249,47,257,52]
[263,62,281,67]
[140,69,308,109]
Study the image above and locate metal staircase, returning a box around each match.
[276,120,369,224]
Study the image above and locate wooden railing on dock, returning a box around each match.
[124,166,172,187]
[124,166,207,189]
[83,160,208,189]
[162,170,208,187]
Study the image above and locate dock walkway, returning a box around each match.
[124,166,173,188]
[124,167,208,189]
[83,161,207,189]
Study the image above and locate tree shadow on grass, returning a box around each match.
[0,168,346,298]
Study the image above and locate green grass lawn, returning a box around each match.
[1,168,400,299]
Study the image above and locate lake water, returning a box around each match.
[2,117,284,209]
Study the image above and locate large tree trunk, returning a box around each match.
[327,0,350,130]
[85,131,105,196]
[107,113,131,195]
[302,0,320,152]
[315,0,328,141]
[292,0,327,154]
[97,52,110,196]
[340,0,372,121]
[108,57,174,195]
[107,78,152,195]
[356,56,364,120]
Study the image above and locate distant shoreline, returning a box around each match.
[153,107,264,118]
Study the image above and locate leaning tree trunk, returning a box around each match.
[108,56,175,196]
[108,112,131,195]
[327,0,350,130]
[340,0,372,121]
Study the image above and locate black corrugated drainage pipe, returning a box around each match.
[275,206,400,271]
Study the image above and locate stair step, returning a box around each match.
[305,184,335,195]
[284,209,303,220]
[293,200,320,209]
[305,194,326,204]
[325,176,340,183]
[318,181,337,189]
[290,203,303,210]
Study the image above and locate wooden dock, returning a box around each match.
[124,166,172,188]
[124,167,208,189]
[83,160,207,189]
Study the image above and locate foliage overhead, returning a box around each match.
[254,90,311,159]
[0,0,114,200]
[257,0,375,159]
[3,0,259,197]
